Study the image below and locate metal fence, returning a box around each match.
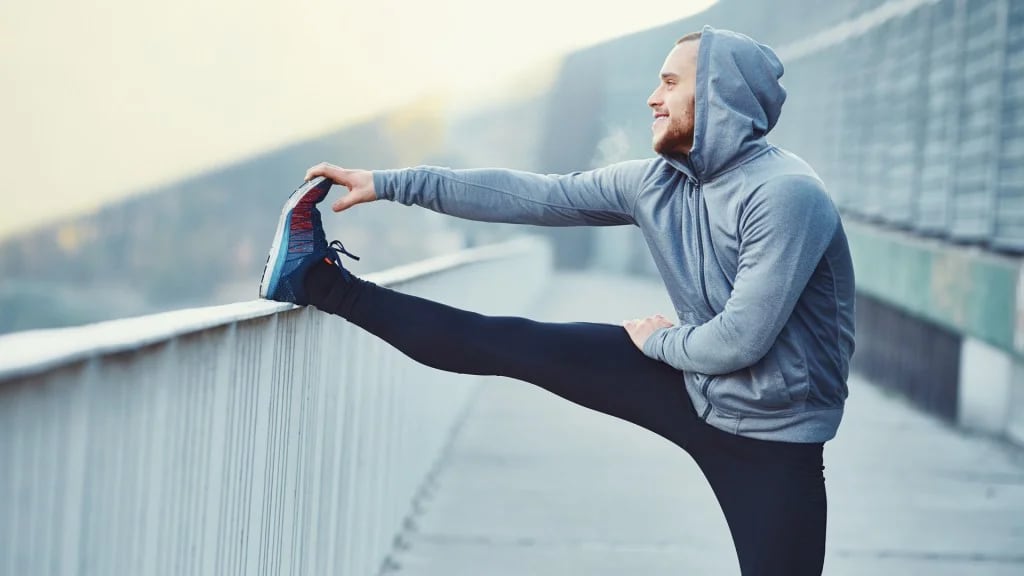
[766,0,1024,251]
[0,237,552,576]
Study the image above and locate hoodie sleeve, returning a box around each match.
[372,160,652,226]
[642,175,839,374]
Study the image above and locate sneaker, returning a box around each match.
[259,177,358,304]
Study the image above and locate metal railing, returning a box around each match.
[0,237,552,576]
[767,0,1022,250]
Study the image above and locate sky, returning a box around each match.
[0,0,716,240]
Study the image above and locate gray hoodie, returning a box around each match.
[373,26,855,443]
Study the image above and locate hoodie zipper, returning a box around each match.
[692,178,716,421]
[692,181,715,315]
[700,375,717,420]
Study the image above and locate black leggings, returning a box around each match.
[309,270,827,576]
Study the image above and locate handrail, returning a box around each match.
[0,236,546,383]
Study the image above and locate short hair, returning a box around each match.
[676,31,702,45]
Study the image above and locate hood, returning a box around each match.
[666,25,787,181]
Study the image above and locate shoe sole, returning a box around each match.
[259,176,329,299]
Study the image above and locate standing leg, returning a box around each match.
[690,425,828,576]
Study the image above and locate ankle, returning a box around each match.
[304,259,353,313]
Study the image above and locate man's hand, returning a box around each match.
[623,315,674,351]
[305,162,377,212]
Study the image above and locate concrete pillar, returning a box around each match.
[957,337,1012,435]
[1009,361,1024,445]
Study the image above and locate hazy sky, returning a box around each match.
[0,0,716,240]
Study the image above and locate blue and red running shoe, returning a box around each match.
[259,177,359,304]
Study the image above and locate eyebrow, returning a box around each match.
[660,72,678,81]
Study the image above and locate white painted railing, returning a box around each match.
[0,237,552,576]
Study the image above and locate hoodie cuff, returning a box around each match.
[641,326,672,361]
[372,169,405,202]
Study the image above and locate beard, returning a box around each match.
[652,118,694,156]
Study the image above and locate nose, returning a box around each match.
[647,87,662,109]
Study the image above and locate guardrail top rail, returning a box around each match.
[0,236,547,383]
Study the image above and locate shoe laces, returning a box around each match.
[327,240,360,267]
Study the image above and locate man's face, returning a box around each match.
[648,40,699,156]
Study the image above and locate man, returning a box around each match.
[260,25,854,576]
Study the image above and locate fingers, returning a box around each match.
[621,315,674,351]
[305,162,352,185]
[331,185,375,213]
[332,192,358,213]
[304,162,331,182]
[623,315,673,327]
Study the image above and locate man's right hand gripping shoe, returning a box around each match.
[259,177,359,305]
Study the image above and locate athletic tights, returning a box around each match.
[306,263,827,576]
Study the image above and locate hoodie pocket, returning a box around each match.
[708,344,809,417]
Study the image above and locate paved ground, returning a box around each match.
[383,272,1024,575]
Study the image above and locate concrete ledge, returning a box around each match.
[847,220,1024,445]
[845,219,1021,356]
